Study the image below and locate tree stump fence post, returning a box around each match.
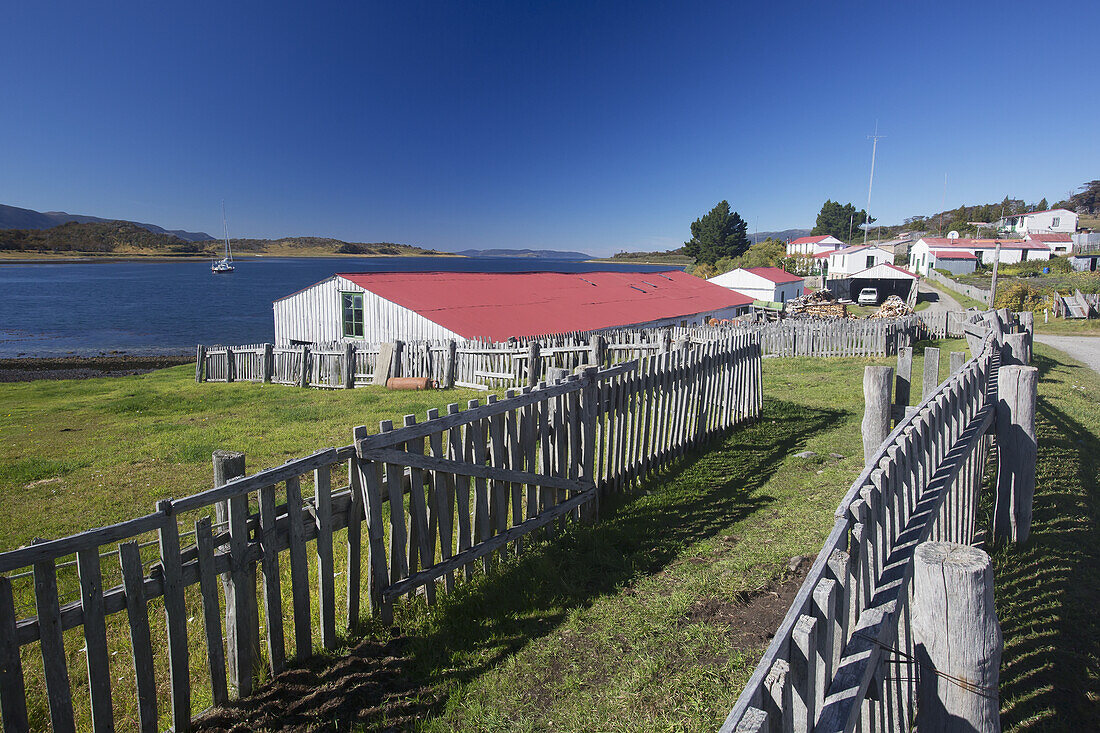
[912,541,1002,733]
[862,366,893,464]
[196,344,206,382]
[922,346,940,399]
[442,339,457,388]
[993,365,1038,543]
[262,343,274,384]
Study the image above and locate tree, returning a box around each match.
[811,200,869,241]
[1070,180,1100,214]
[683,201,749,265]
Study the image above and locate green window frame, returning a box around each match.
[341,292,365,338]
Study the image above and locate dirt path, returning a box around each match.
[1034,336,1100,375]
[917,280,963,313]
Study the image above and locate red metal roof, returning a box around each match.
[931,250,977,260]
[743,266,803,284]
[1025,233,1072,242]
[789,235,832,245]
[334,270,752,341]
[919,237,1049,251]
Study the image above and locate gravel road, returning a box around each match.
[1034,336,1100,375]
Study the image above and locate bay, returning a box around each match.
[0,257,681,357]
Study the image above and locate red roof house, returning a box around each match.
[273,270,753,344]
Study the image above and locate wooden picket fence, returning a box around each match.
[719,310,1023,733]
[0,334,761,733]
[916,310,971,339]
[197,317,922,393]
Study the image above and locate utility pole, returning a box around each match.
[990,240,1003,307]
[849,213,854,243]
[864,122,884,246]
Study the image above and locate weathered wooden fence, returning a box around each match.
[719,308,1036,732]
[0,334,761,733]
[915,309,972,339]
[197,317,921,392]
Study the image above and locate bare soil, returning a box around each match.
[0,355,192,382]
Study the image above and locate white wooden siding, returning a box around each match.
[273,276,463,346]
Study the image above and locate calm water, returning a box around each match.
[0,257,680,357]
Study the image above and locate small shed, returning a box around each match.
[273,270,753,345]
[707,267,804,304]
[827,263,917,303]
[828,245,894,276]
[1025,232,1073,254]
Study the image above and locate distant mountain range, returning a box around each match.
[749,228,812,242]
[0,203,214,242]
[455,248,593,260]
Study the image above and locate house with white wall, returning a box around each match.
[907,237,1053,276]
[707,267,805,304]
[273,270,753,345]
[786,235,846,256]
[998,208,1078,235]
[1024,232,1073,254]
[827,245,893,276]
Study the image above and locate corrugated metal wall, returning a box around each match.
[273,276,462,346]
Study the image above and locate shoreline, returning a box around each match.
[0,354,193,382]
[0,251,467,265]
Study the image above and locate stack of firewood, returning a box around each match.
[787,289,849,318]
[868,295,914,319]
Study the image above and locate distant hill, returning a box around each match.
[0,221,204,255]
[456,248,593,260]
[0,203,214,242]
[0,222,447,258]
[750,228,811,242]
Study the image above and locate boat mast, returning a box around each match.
[221,200,232,262]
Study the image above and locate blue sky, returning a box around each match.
[2,1,1098,256]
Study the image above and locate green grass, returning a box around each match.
[1033,318,1100,336]
[3,341,1088,731]
[992,343,1100,729]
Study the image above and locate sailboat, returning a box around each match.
[211,202,235,273]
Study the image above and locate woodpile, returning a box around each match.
[787,289,848,319]
[869,295,914,319]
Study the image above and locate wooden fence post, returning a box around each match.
[527,341,540,387]
[660,331,672,353]
[993,365,1038,543]
[344,342,356,389]
[921,346,940,399]
[895,347,912,417]
[262,343,274,383]
[578,367,599,523]
[392,340,404,378]
[299,345,310,388]
[588,335,606,368]
[912,542,1001,733]
[212,451,259,696]
[196,344,206,382]
[949,350,965,375]
[442,339,457,388]
[225,347,236,383]
[1001,333,1029,366]
[862,366,893,464]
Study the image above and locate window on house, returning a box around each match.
[975,250,983,265]
[866,255,874,269]
[1021,250,1028,262]
[1052,217,1060,227]
[341,292,364,338]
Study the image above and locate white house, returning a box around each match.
[272,270,754,345]
[998,208,1078,235]
[827,245,894,277]
[707,267,805,304]
[907,237,1053,276]
[787,235,846,256]
[1024,232,1073,254]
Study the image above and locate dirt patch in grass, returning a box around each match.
[680,556,813,649]
[194,635,442,732]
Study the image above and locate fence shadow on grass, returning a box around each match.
[195,397,842,731]
[992,351,1100,730]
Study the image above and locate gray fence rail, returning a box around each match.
[0,334,762,733]
[720,309,1036,733]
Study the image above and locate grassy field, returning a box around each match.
[3,337,1092,730]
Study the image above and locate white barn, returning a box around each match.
[786,235,845,256]
[999,208,1078,235]
[907,237,1053,276]
[272,270,754,346]
[828,245,894,277]
[707,267,804,304]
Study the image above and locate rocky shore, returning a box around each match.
[0,355,193,382]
